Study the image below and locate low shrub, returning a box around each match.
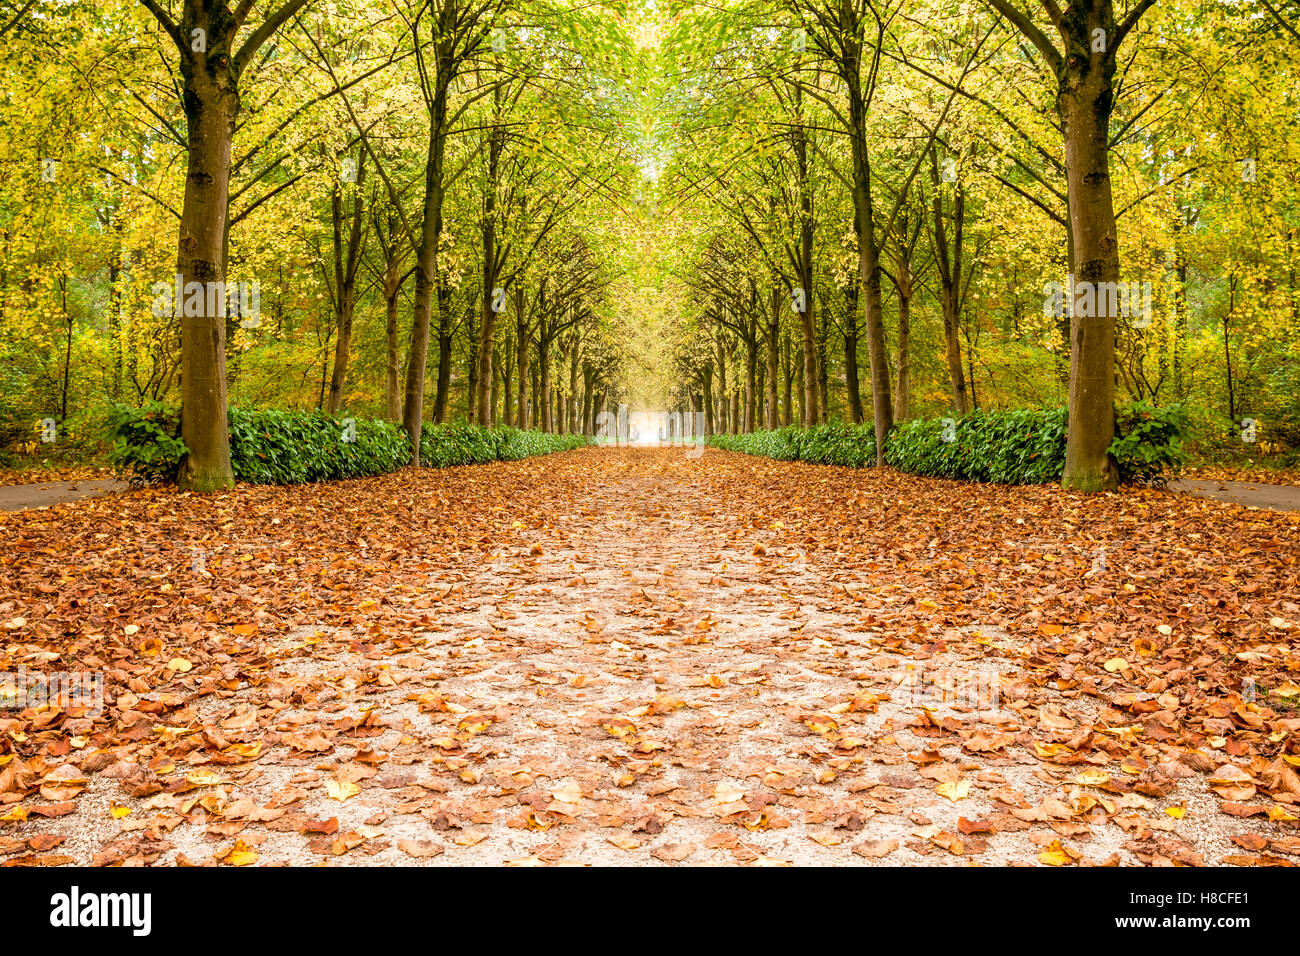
[229,409,411,484]
[710,426,802,460]
[886,408,1066,484]
[790,421,878,466]
[106,401,188,486]
[1109,402,1189,486]
[109,406,589,486]
[710,403,1188,486]
[497,426,590,460]
[418,420,504,467]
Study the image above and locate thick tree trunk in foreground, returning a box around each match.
[985,0,1138,490]
[1059,42,1119,491]
[146,0,314,490]
[175,29,238,491]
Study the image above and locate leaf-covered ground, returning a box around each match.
[1,447,1298,867]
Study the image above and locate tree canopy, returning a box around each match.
[1,0,1297,483]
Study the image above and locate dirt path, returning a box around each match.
[1,449,1297,867]
[1169,478,1300,512]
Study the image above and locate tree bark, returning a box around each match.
[383,256,404,421]
[714,333,728,434]
[816,310,829,422]
[515,287,531,429]
[765,287,780,429]
[743,336,758,432]
[1058,16,1119,491]
[539,333,553,433]
[702,364,715,437]
[431,283,452,424]
[326,153,365,415]
[473,108,505,424]
[402,22,453,463]
[845,36,892,463]
[793,119,819,426]
[174,12,239,490]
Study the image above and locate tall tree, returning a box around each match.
[982,0,1158,490]
[140,0,315,490]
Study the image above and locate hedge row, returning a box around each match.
[710,422,878,466]
[106,402,589,486]
[708,403,1189,486]
[418,420,589,467]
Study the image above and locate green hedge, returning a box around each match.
[228,408,411,484]
[885,408,1066,484]
[710,422,877,465]
[107,403,589,486]
[417,421,588,466]
[1109,403,1191,484]
[708,404,1188,486]
[106,401,188,486]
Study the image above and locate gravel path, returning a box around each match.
[1,448,1296,867]
[0,479,127,511]
[1169,479,1300,512]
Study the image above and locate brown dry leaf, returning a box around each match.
[219,840,259,867]
[650,843,696,863]
[397,839,445,860]
[852,838,900,859]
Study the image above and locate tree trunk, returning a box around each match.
[474,111,505,424]
[384,258,404,421]
[502,338,515,427]
[941,289,969,415]
[782,330,794,427]
[766,289,780,429]
[1059,37,1119,491]
[58,276,72,420]
[568,339,580,433]
[891,220,912,422]
[326,156,365,415]
[174,27,240,491]
[431,284,452,424]
[816,311,829,423]
[539,334,553,433]
[714,334,728,434]
[702,365,714,437]
[798,297,817,426]
[793,121,819,427]
[1171,209,1189,396]
[931,152,971,416]
[515,289,530,429]
[581,365,594,436]
[489,345,500,425]
[848,326,865,424]
[846,56,892,463]
[403,55,451,463]
[743,336,758,432]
